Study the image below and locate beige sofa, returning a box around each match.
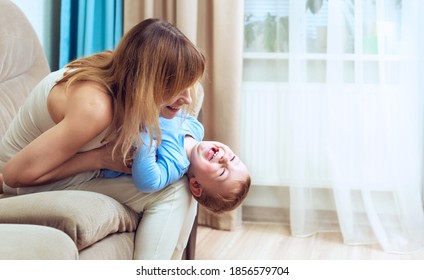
[0,0,199,260]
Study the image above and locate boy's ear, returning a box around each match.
[189,177,203,197]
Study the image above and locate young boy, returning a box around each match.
[102,112,251,213]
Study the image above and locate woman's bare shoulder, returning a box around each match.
[63,81,114,127]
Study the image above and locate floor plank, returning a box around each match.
[195,222,424,260]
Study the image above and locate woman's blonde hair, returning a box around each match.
[58,18,205,161]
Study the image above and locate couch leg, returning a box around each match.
[183,213,198,260]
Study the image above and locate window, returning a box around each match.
[241,0,410,187]
[240,0,424,253]
[243,0,402,84]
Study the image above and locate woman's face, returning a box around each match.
[160,88,192,119]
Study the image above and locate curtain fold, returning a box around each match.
[123,0,245,230]
[242,0,424,253]
[60,0,123,67]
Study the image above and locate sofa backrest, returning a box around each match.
[0,0,50,138]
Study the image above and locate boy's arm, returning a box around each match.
[132,133,184,192]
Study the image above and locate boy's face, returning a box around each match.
[188,141,249,196]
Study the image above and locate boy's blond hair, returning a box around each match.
[194,175,251,214]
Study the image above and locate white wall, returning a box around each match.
[11,0,61,70]
[11,0,47,44]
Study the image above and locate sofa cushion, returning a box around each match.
[0,190,140,250]
[79,232,135,260]
[0,224,78,260]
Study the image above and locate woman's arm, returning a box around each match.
[28,144,132,185]
[2,82,114,188]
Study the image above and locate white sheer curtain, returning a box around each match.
[242,0,424,253]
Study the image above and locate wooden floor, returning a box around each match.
[195,222,424,260]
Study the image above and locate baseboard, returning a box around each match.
[242,205,290,224]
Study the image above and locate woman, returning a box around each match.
[0,18,205,259]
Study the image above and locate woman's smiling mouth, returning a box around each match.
[166,105,181,112]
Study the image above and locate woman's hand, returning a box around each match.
[95,142,133,174]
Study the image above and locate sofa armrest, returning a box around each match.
[0,190,140,250]
[0,224,78,259]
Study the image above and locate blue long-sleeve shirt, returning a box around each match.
[102,112,204,192]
